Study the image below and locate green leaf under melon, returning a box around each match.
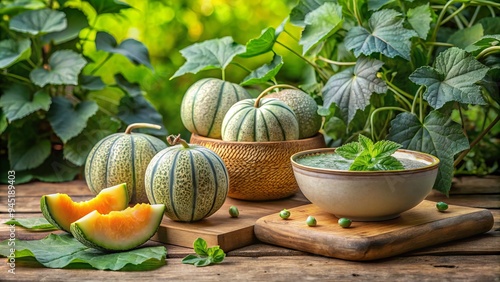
[86,0,132,14]
[0,38,31,68]
[42,8,89,45]
[9,8,66,35]
[30,50,87,87]
[387,111,470,195]
[409,47,489,109]
[95,31,152,70]
[322,57,387,124]
[300,2,343,54]
[241,55,283,86]
[407,4,432,39]
[8,126,51,171]
[344,9,417,60]
[171,36,245,79]
[47,97,99,143]
[0,84,51,122]
[6,218,57,230]
[240,27,276,58]
[0,234,166,270]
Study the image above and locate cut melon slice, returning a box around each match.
[70,203,165,252]
[40,183,129,233]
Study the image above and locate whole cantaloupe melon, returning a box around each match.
[145,135,228,222]
[180,78,251,139]
[85,123,166,204]
[266,89,322,139]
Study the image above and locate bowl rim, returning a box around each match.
[190,132,325,145]
[290,148,440,175]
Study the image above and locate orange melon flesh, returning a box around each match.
[40,183,129,233]
[70,204,165,252]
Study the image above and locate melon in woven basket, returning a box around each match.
[189,133,326,200]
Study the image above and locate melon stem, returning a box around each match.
[254,84,299,108]
[125,123,162,134]
[167,134,190,148]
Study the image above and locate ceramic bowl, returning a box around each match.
[190,133,326,201]
[290,148,440,221]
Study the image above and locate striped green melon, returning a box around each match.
[84,123,167,204]
[221,85,299,142]
[41,183,129,233]
[266,89,322,139]
[180,78,251,139]
[70,203,165,252]
[145,135,228,222]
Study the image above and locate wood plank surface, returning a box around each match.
[151,195,308,251]
[0,255,498,281]
[254,200,494,261]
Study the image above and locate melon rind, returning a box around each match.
[70,204,166,252]
[221,98,300,142]
[84,132,166,204]
[40,183,129,233]
[180,78,251,139]
[145,144,229,222]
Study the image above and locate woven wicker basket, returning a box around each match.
[190,133,326,201]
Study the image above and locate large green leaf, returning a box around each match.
[0,0,46,15]
[47,97,99,143]
[344,9,417,60]
[95,31,152,70]
[322,57,387,124]
[289,0,338,27]
[407,4,432,39]
[300,2,343,55]
[409,47,489,109]
[117,95,167,135]
[30,50,87,87]
[368,0,395,11]
[448,24,484,49]
[42,8,89,45]
[171,36,245,79]
[29,150,81,182]
[465,35,500,56]
[241,55,283,86]
[0,84,51,122]
[0,38,31,68]
[6,218,57,230]
[86,0,131,15]
[115,73,142,96]
[80,75,106,90]
[9,8,66,35]
[0,234,167,270]
[239,27,276,58]
[8,126,51,170]
[63,113,121,166]
[387,111,470,195]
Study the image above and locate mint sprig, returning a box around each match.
[336,135,404,171]
[182,238,226,267]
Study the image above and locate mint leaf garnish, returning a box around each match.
[182,238,226,267]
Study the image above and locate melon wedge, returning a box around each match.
[70,203,165,252]
[40,183,129,233]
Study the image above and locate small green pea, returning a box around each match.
[279,209,291,219]
[306,215,317,227]
[229,206,239,218]
[436,201,448,212]
[338,218,352,228]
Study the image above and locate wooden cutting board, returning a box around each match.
[254,200,494,261]
[150,196,308,251]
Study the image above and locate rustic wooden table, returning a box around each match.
[1,176,499,281]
